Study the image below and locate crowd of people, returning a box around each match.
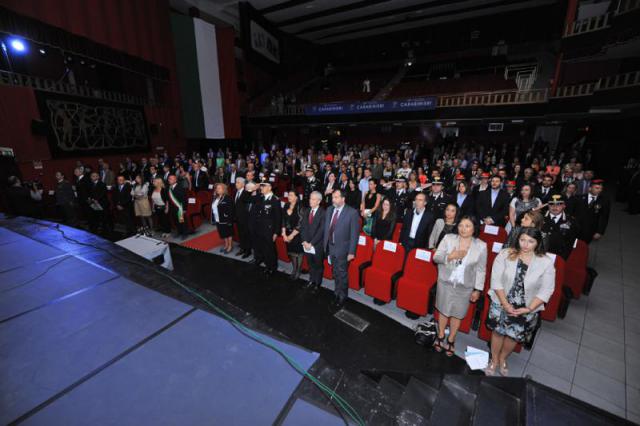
[3,136,618,373]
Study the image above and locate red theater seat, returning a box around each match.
[186,194,203,230]
[541,254,566,322]
[275,236,291,263]
[197,190,213,221]
[392,223,402,243]
[396,249,438,317]
[323,259,333,280]
[479,225,508,247]
[363,240,405,303]
[484,240,504,291]
[348,234,374,290]
[565,240,588,298]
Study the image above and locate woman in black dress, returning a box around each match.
[361,179,381,236]
[212,183,234,254]
[371,198,396,242]
[345,179,361,210]
[282,192,303,280]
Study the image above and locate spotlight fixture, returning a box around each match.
[39,48,46,55]
[9,38,27,53]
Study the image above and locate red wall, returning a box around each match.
[0,0,185,188]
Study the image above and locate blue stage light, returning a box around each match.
[9,38,27,53]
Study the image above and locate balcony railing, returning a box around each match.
[616,0,640,15]
[0,70,150,105]
[564,13,610,37]
[437,89,548,107]
[555,71,640,98]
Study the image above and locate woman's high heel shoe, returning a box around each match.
[484,361,497,376]
[499,361,509,376]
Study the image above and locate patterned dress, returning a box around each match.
[486,259,539,343]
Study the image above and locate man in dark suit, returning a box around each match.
[300,191,326,293]
[323,189,360,308]
[400,192,435,252]
[475,175,511,227]
[54,171,76,224]
[535,174,558,205]
[576,179,610,244]
[254,180,282,276]
[233,177,251,258]
[114,175,135,235]
[542,194,580,260]
[167,174,188,238]
[191,161,209,192]
[87,172,111,234]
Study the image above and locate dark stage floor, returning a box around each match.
[169,243,468,376]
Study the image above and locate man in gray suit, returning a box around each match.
[323,189,360,308]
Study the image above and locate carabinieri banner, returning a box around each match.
[304,97,437,115]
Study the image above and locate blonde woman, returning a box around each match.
[151,178,170,237]
[212,183,234,253]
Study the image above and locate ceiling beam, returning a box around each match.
[259,0,315,15]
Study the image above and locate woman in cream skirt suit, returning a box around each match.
[433,215,487,356]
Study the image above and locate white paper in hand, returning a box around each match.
[188,197,196,204]
[358,235,366,246]
[492,242,503,253]
[415,249,431,262]
[484,225,499,235]
[383,241,397,252]
[303,245,316,255]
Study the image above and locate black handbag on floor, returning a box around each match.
[414,320,437,346]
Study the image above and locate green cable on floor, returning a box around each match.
[30,220,366,426]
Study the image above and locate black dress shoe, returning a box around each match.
[263,268,274,277]
[310,283,320,294]
[250,259,260,265]
[236,249,245,256]
[332,297,346,310]
[242,252,252,259]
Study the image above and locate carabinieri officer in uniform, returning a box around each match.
[253,178,282,276]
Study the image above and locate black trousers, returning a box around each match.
[306,249,324,285]
[237,219,251,251]
[169,207,187,236]
[153,206,170,233]
[255,233,277,270]
[116,206,135,234]
[328,245,348,301]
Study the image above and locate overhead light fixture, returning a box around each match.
[8,38,27,53]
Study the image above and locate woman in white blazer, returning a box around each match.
[433,216,487,357]
[485,227,555,376]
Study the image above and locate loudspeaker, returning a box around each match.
[31,119,48,136]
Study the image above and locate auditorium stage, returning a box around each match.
[0,215,469,425]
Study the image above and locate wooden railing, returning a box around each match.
[0,70,150,105]
[564,13,610,37]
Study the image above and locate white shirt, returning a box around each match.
[588,194,596,204]
[212,198,220,223]
[409,209,424,239]
[235,188,243,202]
[456,193,467,207]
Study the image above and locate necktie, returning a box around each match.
[329,209,340,243]
[309,209,315,224]
[235,190,240,202]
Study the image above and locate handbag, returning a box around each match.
[414,320,437,346]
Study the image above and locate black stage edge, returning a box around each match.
[1,215,632,426]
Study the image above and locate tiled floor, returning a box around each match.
[172,201,639,421]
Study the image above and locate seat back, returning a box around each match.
[354,234,374,264]
[391,223,402,243]
[404,249,437,282]
[541,254,566,321]
[484,241,504,292]
[479,224,508,246]
[371,240,405,272]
